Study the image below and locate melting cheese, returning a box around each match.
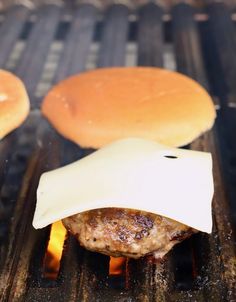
[32,138,214,233]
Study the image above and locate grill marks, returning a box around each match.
[0,2,235,301]
[62,208,193,258]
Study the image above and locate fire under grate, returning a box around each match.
[0,2,236,301]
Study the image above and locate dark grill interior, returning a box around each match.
[0,2,236,301]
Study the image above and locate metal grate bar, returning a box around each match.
[14,5,62,106]
[97,4,129,67]
[207,2,236,104]
[10,124,65,301]
[0,5,29,68]
[200,3,236,226]
[137,3,164,67]
[0,115,58,301]
[73,5,130,301]
[171,3,209,90]
[0,133,16,188]
[135,4,175,301]
[0,113,42,261]
[171,3,236,301]
[54,4,98,83]
[25,230,82,301]
[24,5,100,300]
[191,134,236,301]
[0,7,66,298]
[198,12,227,102]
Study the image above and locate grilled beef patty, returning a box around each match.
[62,208,196,259]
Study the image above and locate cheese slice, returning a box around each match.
[32,138,214,233]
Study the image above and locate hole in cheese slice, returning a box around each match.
[32,138,214,233]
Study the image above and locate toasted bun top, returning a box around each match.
[42,67,216,148]
[0,69,30,139]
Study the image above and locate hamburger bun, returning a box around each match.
[0,70,30,139]
[42,67,216,148]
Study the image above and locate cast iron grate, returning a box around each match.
[0,2,236,301]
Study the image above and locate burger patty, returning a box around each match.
[62,208,196,259]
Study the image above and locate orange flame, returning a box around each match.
[43,220,67,279]
[109,256,126,275]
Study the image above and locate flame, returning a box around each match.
[43,220,67,279]
[109,256,126,275]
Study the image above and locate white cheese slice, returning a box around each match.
[32,138,214,233]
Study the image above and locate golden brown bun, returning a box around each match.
[42,67,216,148]
[0,70,30,139]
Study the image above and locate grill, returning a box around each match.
[0,1,236,301]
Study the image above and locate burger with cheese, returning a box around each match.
[33,67,215,259]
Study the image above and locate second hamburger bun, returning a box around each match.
[42,67,216,148]
[0,70,30,139]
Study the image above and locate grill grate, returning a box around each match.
[0,2,236,301]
